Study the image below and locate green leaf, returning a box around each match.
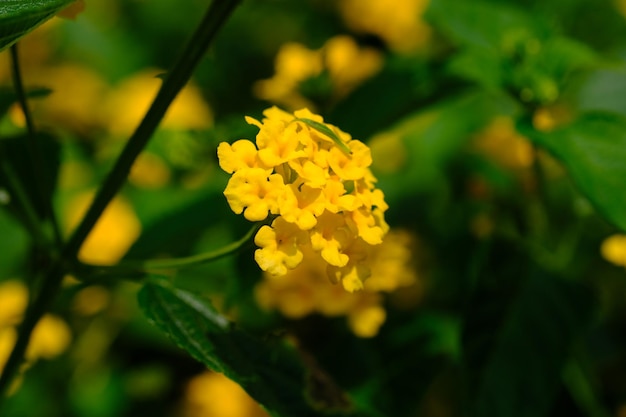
[374,90,518,202]
[469,275,595,417]
[521,112,626,232]
[0,0,77,52]
[447,47,503,90]
[296,117,352,155]
[138,279,339,417]
[0,132,61,225]
[425,0,539,52]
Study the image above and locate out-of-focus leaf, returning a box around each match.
[329,63,420,139]
[374,90,518,202]
[470,275,595,417]
[578,68,626,117]
[535,37,599,78]
[0,208,29,276]
[138,279,338,417]
[425,0,539,51]
[0,0,77,52]
[521,112,626,232]
[0,132,61,225]
[447,47,503,90]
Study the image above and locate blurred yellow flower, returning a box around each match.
[0,280,72,378]
[182,371,269,417]
[129,152,172,189]
[255,229,418,337]
[57,0,86,20]
[64,191,141,265]
[0,280,29,326]
[0,19,57,84]
[26,315,72,360]
[102,69,213,136]
[616,0,626,18]
[601,234,626,268]
[472,116,534,170]
[10,64,108,135]
[72,285,111,316]
[218,107,388,292]
[338,0,432,53]
[532,105,572,132]
[254,36,382,110]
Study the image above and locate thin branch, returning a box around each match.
[78,223,261,281]
[10,44,63,246]
[0,0,242,403]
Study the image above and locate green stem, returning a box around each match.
[0,0,241,403]
[63,0,241,260]
[10,44,63,246]
[78,223,261,281]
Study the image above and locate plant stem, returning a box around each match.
[78,223,261,281]
[63,0,241,260]
[10,44,63,246]
[0,0,241,403]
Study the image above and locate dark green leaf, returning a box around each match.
[374,90,518,202]
[138,279,337,417]
[0,132,61,225]
[425,0,539,52]
[522,112,626,232]
[470,275,596,417]
[0,0,77,52]
[447,47,503,90]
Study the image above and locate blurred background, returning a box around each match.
[1,0,626,416]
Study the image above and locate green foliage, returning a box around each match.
[523,113,626,232]
[0,0,76,52]
[138,278,328,417]
[1,0,626,416]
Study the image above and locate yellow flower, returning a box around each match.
[182,371,269,417]
[0,281,29,326]
[64,191,142,265]
[223,168,285,221]
[129,152,171,189]
[12,64,108,135]
[348,305,386,338]
[57,0,86,19]
[254,218,307,277]
[254,36,382,110]
[102,69,212,136]
[601,234,626,268]
[219,107,388,292]
[254,229,418,337]
[338,0,432,53]
[472,116,534,170]
[0,280,72,379]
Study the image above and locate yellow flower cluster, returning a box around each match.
[255,229,419,337]
[0,280,71,393]
[254,35,383,111]
[218,107,389,292]
[338,0,432,53]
